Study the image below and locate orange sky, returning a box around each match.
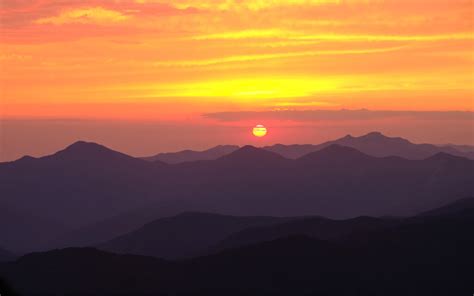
[0,0,473,160]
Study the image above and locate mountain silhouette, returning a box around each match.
[142,145,239,163]
[265,131,474,160]
[0,141,168,232]
[1,138,473,255]
[45,201,193,250]
[0,247,14,262]
[216,145,289,166]
[296,144,374,164]
[46,141,167,168]
[2,200,473,296]
[97,212,293,259]
[138,132,474,163]
[418,197,474,217]
[214,215,397,252]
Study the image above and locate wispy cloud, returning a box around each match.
[35,7,131,25]
[170,0,345,11]
[204,110,474,122]
[193,29,473,42]
[154,46,408,67]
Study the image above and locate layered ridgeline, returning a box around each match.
[0,133,473,254]
[0,247,15,262]
[142,131,474,163]
[1,199,473,296]
[143,145,240,163]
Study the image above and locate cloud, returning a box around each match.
[193,29,472,42]
[35,7,130,25]
[169,0,358,11]
[203,109,474,122]
[154,46,408,67]
[0,1,196,28]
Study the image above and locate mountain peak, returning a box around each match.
[208,145,240,152]
[298,144,372,162]
[320,144,369,155]
[218,145,286,163]
[15,155,36,163]
[142,145,240,163]
[240,145,260,151]
[362,131,386,139]
[50,141,133,162]
[62,141,112,154]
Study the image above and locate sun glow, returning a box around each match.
[253,125,267,137]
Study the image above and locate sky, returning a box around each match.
[0,0,473,161]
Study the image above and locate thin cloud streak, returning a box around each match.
[193,29,473,42]
[154,46,408,67]
[204,109,474,122]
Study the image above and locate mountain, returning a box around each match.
[97,212,293,259]
[215,145,289,167]
[214,215,397,251]
[1,140,473,254]
[0,141,168,230]
[0,247,15,262]
[296,143,374,164]
[418,197,474,217]
[45,201,193,250]
[142,145,239,163]
[141,133,474,163]
[2,204,473,296]
[441,143,474,153]
[0,202,69,253]
[0,248,172,296]
[264,131,474,159]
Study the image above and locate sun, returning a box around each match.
[252,124,267,137]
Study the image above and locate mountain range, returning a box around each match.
[0,133,473,254]
[96,211,400,259]
[142,132,474,163]
[143,145,239,163]
[97,212,295,259]
[1,198,473,296]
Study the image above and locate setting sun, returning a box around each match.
[252,125,267,137]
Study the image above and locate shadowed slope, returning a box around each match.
[0,141,168,230]
[142,145,240,163]
[97,212,293,259]
[2,203,473,296]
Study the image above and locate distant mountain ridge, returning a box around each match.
[142,145,239,163]
[1,136,473,255]
[264,131,474,160]
[139,132,474,164]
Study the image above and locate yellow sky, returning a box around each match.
[1,0,473,121]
